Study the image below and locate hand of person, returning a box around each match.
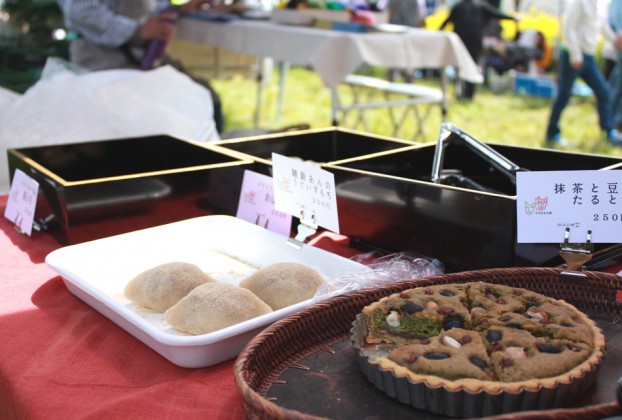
[139,13,178,42]
[615,32,622,50]
[178,0,211,14]
[570,58,582,70]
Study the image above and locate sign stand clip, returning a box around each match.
[559,227,593,281]
[287,209,318,250]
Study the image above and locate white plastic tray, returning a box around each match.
[46,215,368,368]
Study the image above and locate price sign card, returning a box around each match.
[271,153,340,233]
[4,169,39,236]
[516,170,622,243]
[236,169,293,236]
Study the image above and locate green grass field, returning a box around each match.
[206,65,622,158]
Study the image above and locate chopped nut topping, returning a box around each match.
[424,301,438,310]
[527,307,548,321]
[386,311,401,328]
[442,335,462,348]
[470,307,486,317]
[504,346,527,360]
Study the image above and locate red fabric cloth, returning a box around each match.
[0,195,361,420]
[3,193,619,419]
[307,230,361,259]
[0,194,245,420]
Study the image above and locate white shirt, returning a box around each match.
[57,0,169,48]
[563,0,616,64]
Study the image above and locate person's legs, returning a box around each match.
[460,37,482,100]
[609,50,622,129]
[386,68,397,82]
[462,81,475,99]
[605,58,617,80]
[545,50,577,140]
[581,54,612,133]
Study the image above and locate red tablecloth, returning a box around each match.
[0,198,237,419]
[2,193,620,419]
[0,194,360,420]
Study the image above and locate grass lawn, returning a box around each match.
[169,41,622,158]
[213,67,622,157]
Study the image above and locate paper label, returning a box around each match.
[236,169,293,236]
[4,169,39,236]
[516,170,622,243]
[271,153,340,233]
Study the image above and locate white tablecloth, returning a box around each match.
[175,18,483,88]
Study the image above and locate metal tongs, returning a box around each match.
[431,122,526,190]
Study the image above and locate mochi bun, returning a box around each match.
[164,282,272,335]
[239,262,324,310]
[124,261,214,311]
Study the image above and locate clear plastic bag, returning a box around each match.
[312,251,444,303]
[0,58,219,192]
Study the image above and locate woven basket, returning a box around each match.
[234,267,622,419]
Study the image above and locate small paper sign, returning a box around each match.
[4,169,39,236]
[516,170,622,243]
[236,169,293,236]
[271,153,340,233]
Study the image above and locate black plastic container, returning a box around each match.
[209,126,415,176]
[325,126,622,272]
[7,135,252,244]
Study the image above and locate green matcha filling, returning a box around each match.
[371,311,442,337]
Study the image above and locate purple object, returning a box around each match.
[140,6,177,70]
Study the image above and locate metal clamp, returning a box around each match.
[33,214,55,232]
[287,209,318,250]
[431,122,523,187]
[560,227,593,280]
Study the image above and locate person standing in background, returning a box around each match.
[439,0,516,100]
[608,0,622,133]
[602,38,617,80]
[424,0,438,15]
[544,0,622,147]
[386,0,426,82]
[56,0,224,134]
[387,0,426,28]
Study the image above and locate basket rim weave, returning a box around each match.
[233,266,622,419]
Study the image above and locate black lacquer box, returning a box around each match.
[324,124,622,272]
[7,135,252,245]
[209,126,415,176]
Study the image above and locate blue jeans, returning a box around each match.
[609,49,622,128]
[546,50,613,139]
